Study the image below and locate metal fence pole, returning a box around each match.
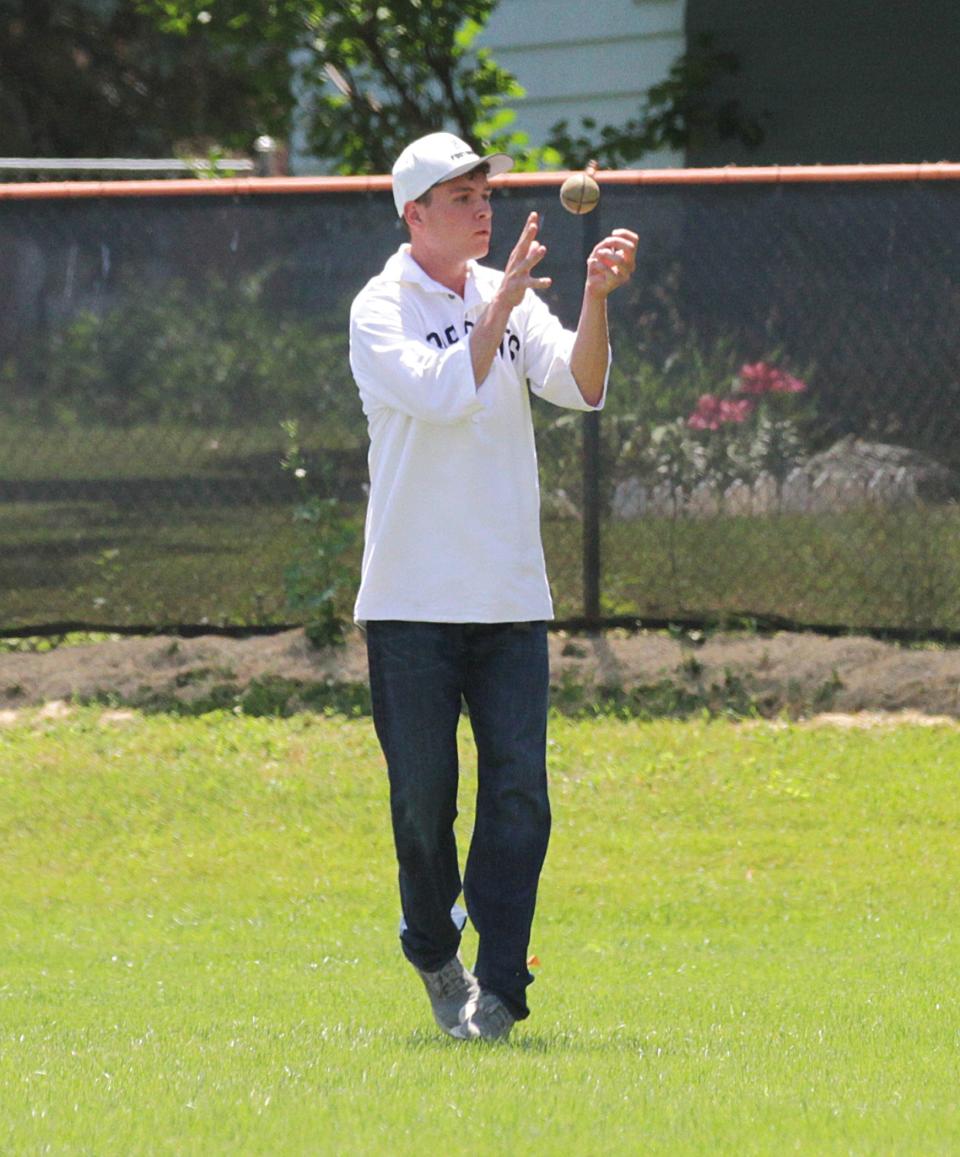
[581,209,602,623]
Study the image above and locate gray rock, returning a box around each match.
[611,437,958,519]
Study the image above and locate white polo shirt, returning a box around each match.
[349,245,607,623]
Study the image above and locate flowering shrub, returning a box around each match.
[629,359,812,513]
[687,361,807,430]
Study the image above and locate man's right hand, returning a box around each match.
[495,211,553,312]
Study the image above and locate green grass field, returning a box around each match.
[2,709,959,1154]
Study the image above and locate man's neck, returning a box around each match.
[409,241,469,298]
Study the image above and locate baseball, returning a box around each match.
[559,160,600,215]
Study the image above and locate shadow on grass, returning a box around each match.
[404,1027,651,1054]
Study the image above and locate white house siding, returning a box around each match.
[478,0,687,167]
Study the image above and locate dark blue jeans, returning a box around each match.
[365,620,551,1020]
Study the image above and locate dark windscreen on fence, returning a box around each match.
[2,172,960,634]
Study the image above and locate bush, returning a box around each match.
[11,273,357,436]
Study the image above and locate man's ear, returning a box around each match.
[403,202,421,229]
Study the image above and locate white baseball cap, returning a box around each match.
[391,131,513,217]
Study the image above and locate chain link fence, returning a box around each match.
[2,168,960,636]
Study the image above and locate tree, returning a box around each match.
[136,0,549,173]
[3,1,760,172]
[285,1,549,173]
[133,9,762,173]
[0,0,295,157]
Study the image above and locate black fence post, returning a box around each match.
[581,209,602,623]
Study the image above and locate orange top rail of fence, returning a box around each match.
[2,162,960,201]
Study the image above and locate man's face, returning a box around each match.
[415,170,493,261]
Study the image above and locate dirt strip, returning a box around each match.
[0,627,958,723]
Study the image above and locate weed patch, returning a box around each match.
[78,675,373,718]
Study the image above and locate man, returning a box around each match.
[349,131,637,1040]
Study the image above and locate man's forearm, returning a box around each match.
[468,295,514,388]
[569,291,610,407]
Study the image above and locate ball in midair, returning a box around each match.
[559,161,600,215]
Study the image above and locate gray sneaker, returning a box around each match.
[465,989,516,1041]
[414,955,480,1039]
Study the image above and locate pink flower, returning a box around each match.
[768,371,807,394]
[719,397,755,422]
[687,393,724,429]
[737,361,807,395]
[737,362,777,394]
[687,393,754,429]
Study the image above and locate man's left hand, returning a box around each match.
[585,228,639,298]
